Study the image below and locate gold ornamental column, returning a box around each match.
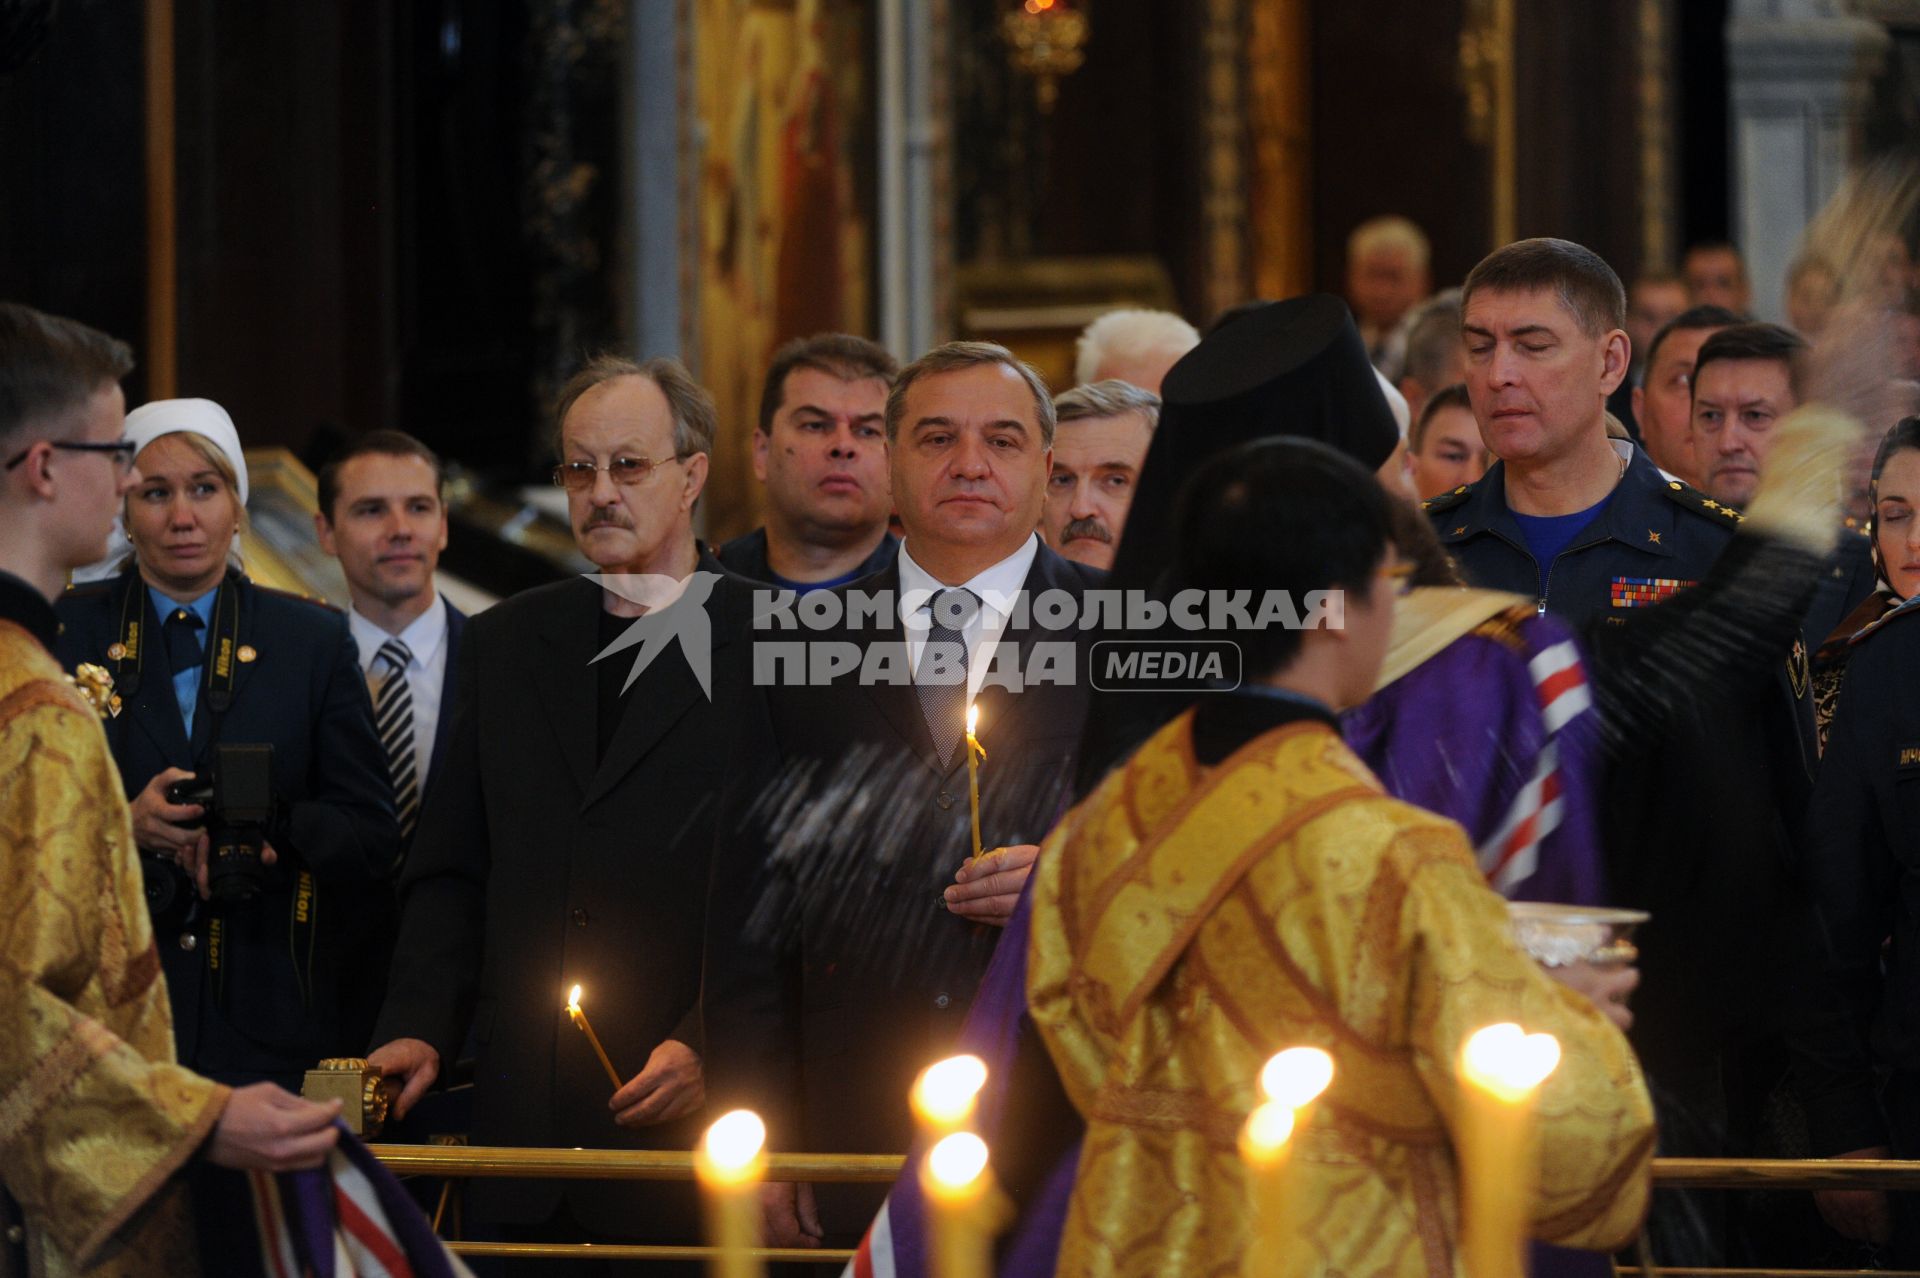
[144,0,178,398]
[1246,0,1311,301]
[1460,0,1516,250]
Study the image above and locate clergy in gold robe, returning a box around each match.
[1028,437,1655,1278]
[0,583,231,1276]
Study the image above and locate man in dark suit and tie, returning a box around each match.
[315,431,470,836]
[315,431,470,1047]
[363,357,753,1265]
[704,341,1102,1248]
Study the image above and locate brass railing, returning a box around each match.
[367,1145,1920,1269]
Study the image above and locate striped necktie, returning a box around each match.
[371,638,419,839]
[915,588,978,769]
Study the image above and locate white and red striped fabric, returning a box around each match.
[244,1125,474,1278]
[843,1195,898,1278]
[1477,639,1591,895]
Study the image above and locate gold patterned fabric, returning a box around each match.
[0,620,228,1277]
[1028,710,1655,1277]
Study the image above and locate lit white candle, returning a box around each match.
[695,1109,767,1278]
[965,704,986,862]
[1458,1023,1561,1278]
[921,1131,1004,1278]
[911,1054,989,1142]
[564,984,622,1090]
[1242,1047,1334,1259]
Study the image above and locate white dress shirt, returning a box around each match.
[895,533,1041,705]
[349,593,450,788]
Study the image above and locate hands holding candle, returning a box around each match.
[566,983,705,1124]
[944,844,1039,927]
[611,1037,705,1127]
[943,704,1037,928]
[1457,1023,1562,1278]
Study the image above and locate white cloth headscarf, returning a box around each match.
[73,398,250,583]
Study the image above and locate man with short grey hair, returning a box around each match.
[1396,291,1464,423]
[1072,308,1199,392]
[1042,379,1159,570]
[707,339,1103,1250]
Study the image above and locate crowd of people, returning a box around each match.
[3,218,1920,1276]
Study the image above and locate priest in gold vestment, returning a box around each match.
[0,584,230,1276]
[1028,438,1655,1277]
[0,302,341,1276]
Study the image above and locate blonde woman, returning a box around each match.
[57,398,398,1088]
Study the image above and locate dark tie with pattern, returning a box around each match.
[371,638,419,838]
[164,607,204,675]
[915,588,978,769]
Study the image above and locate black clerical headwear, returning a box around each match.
[1109,294,1399,591]
[1078,294,1400,796]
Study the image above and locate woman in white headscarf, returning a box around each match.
[54,398,399,1089]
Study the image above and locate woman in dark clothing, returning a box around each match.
[1794,416,1920,1256]
[55,399,398,1088]
[1811,416,1920,747]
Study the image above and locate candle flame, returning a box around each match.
[701,1109,768,1176]
[1238,1100,1296,1167]
[967,703,979,736]
[927,1131,990,1190]
[1461,1023,1561,1102]
[912,1054,989,1129]
[1259,1047,1334,1110]
[567,984,582,1012]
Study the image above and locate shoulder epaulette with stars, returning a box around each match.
[1660,478,1743,525]
[61,579,114,598]
[254,582,339,612]
[1421,484,1474,516]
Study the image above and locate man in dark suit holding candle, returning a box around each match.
[366,355,755,1267]
[704,341,1103,1248]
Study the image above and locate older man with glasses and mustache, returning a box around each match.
[1040,380,1159,572]
[368,354,757,1268]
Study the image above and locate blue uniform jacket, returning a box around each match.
[56,565,399,1085]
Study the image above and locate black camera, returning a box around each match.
[137,849,199,935]
[166,743,277,903]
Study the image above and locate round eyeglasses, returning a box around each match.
[550,453,689,491]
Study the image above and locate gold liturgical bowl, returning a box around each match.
[1506,902,1649,970]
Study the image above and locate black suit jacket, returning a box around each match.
[55,567,400,1085]
[349,594,471,1047]
[372,561,754,1235]
[703,540,1101,1238]
[425,595,468,792]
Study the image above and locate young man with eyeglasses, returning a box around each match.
[0,304,348,1274]
[368,354,757,1267]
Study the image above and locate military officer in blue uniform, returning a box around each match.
[1426,446,1746,624]
[57,399,397,1089]
[1429,238,1844,1267]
